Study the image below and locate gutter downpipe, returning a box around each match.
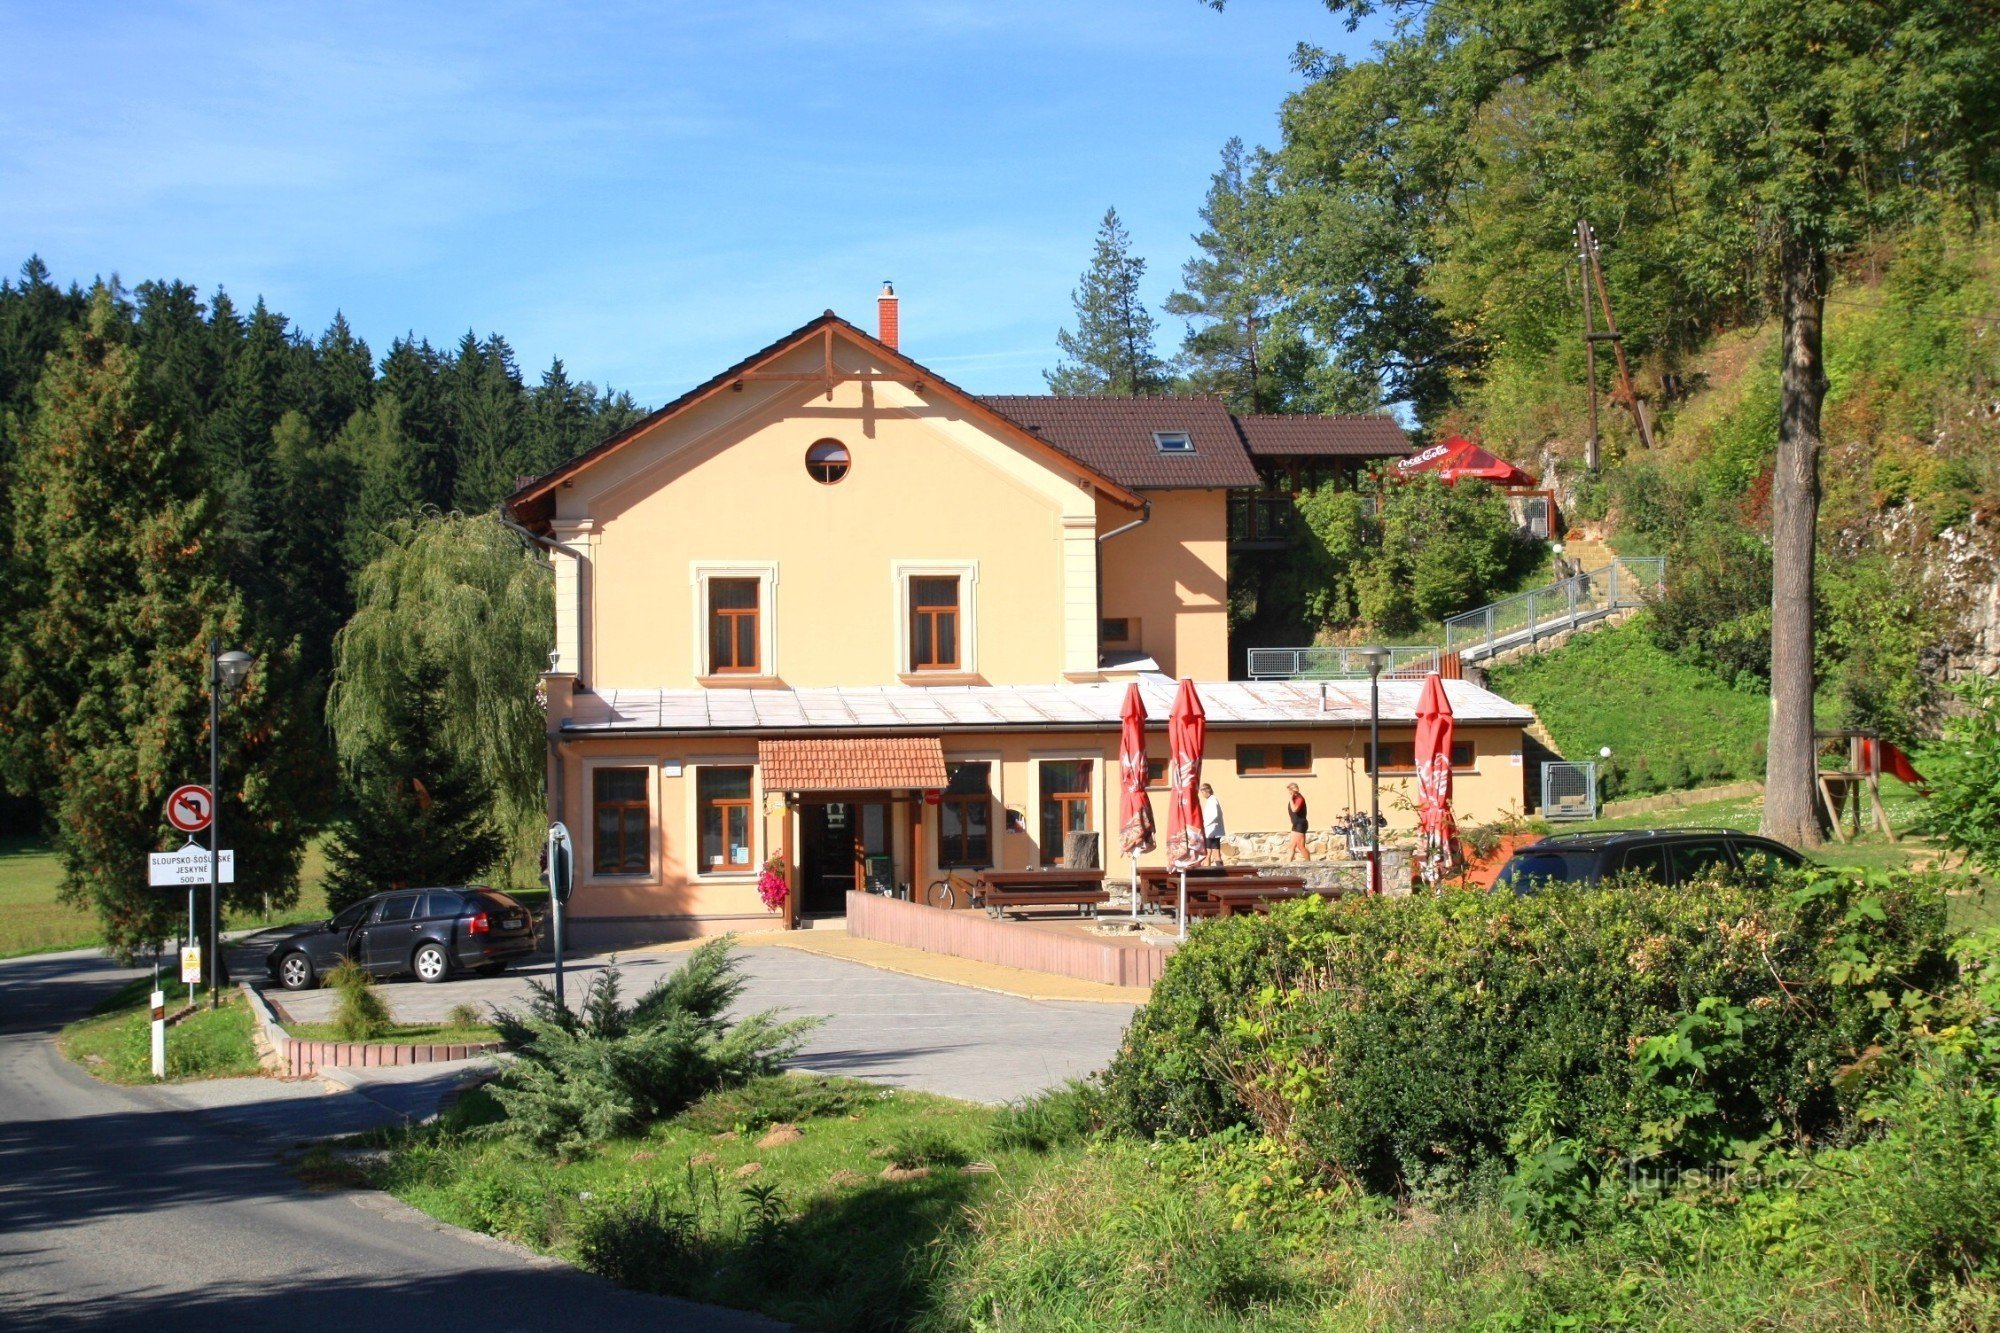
[1094,498,1152,666]
[497,509,574,823]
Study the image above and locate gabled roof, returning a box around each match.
[979,395,1262,490]
[502,313,1143,530]
[1235,414,1411,459]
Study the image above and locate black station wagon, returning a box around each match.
[1494,828,1807,893]
[264,886,536,990]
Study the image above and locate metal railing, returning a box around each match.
[1541,761,1599,820]
[1246,645,1441,681]
[1445,556,1664,663]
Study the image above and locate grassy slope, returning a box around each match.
[58,973,261,1083]
[1487,614,1769,798]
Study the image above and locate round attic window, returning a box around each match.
[805,439,851,485]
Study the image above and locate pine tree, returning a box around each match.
[2,290,313,960]
[322,662,504,914]
[447,332,528,511]
[310,312,375,438]
[379,336,456,508]
[1045,208,1171,396]
[336,397,424,577]
[1165,139,1326,413]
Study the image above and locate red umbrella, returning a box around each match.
[1117,682,1156,850]
[1395,434,1540,489]
[1413,672,1458,886]
[1164,679,1207,872]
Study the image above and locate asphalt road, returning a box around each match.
[0,948,781,1332]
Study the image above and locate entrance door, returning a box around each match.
[799,800,894,914]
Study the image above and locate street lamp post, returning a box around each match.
[208,641,253,1009]
[1358,646,1391,894]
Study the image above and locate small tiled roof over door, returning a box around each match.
[757,736,951,793]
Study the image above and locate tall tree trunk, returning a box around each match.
[1762,238,1827,848]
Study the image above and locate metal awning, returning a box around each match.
[757,736,949,793]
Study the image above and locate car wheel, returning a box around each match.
[412,942,451,984]
[277,952,315,991]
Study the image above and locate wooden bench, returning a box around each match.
[979,868,1110,919]
[1208,880,1349,917]
[1172,874,1309,918]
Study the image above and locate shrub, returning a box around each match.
[987,1080,1104,1154]
[677,1073,869,1135]
[325,958,391,1041]
[1914,677,2000,875]
[485,938,821,1154]
[446,1002,483,1029]
[1104,872,1952,1196]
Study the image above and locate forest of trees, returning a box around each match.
[0,263,643,955]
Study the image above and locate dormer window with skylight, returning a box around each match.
[1153,431,1194,453]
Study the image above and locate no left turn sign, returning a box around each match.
[165,785,213,834]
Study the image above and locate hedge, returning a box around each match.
[1104,871,1952,1192]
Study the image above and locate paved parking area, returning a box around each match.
[265,943,1136,1105]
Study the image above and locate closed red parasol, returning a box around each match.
[1414,672,1459,886]
[1164,680,1207,936]
[1118,683,1157,915]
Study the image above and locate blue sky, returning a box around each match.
[0,1,1381,402]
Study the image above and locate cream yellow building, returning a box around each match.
[505,290,1534,942]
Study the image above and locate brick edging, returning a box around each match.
[238,982,505,1079]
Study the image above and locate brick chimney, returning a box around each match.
[877,280,899,349]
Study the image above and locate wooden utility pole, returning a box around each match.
[1575,220,1656,452]
[1577,230,1600,472]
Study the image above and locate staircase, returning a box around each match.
[1445,556,1664,665]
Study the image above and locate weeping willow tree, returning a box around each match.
[328,512,552,856]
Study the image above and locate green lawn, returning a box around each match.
[58,973,262,1084]
[0,834,337,959]
[0,835,97,958]
[373,1074,1042,1331]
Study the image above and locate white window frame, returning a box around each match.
[892,559,978,677]
[581,756,659,886]
[690,561,779,680]
[1152,431,1194,453]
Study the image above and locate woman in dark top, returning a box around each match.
[1285,783,1309,862]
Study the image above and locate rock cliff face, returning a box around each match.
[1930,516,2000,681]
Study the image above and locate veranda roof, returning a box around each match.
[562,676,1534,736]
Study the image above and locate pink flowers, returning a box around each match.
[756,856,789,913]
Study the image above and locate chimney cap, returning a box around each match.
[881,280,895,296]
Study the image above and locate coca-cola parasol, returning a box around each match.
[1164,680,1207,936]
[1414,672,1459,886]
[1395,434,1540,489]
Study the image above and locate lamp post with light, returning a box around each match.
[208,641,253,1009]
[1358,646,1391,893]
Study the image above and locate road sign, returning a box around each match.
[181,945,202,985]
[165,785,213,834]
[149,847,234,886]
[548,821,573,904]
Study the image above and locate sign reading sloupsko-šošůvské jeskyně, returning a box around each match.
[148,846,234,887]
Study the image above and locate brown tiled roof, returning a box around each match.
[1234,414,1410,459]
[757,736,950,793]
[979,395,1263,490]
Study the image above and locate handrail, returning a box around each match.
[1246,645,1440,681]
[1444,556,1664,660]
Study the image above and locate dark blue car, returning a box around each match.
[265,886,536,990]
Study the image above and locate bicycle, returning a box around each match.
[922,870,988,911]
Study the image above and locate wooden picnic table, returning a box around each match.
[978,867,1110,919]
[1136,864,1255,911]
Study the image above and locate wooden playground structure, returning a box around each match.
[1816,730,1901,844]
